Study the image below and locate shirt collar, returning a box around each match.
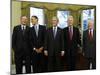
[34,24,39,28]
[21,24,26,29]
[89,28,93,32]
[68,26,73,29]
[53,26,57,30]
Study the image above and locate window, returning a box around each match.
[82,9,94,31]
[30,7,45,27]
[57,10,70,29]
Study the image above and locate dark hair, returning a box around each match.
[31,16,38,21]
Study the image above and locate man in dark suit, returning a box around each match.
[44,16,64,72]
[29,16,46,73]
[63,15,81,70]
[12,16,31,74]
[83,20,96,69]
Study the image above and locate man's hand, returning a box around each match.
[35,48,40,53]
[61,51,65,56]
[83,52,85,56]
[78,47,82,54]
[44,50,48,56]
[38,47,43,52]
[33,48,41,53]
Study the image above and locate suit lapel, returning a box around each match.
[71,27,74,40]
[19,25,23,35]
[93,30,96,40]
[31,26,36,39]
[55,27,59,39]
[38,25,41,38]
[19,25,22,31]
[51,28,54,39]
[87,30,89,40]
[49,28,54,40]
[66,27,70,39]
[24,26,28,33]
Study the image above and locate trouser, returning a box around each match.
[66,55,76,71]
[43,55,48,72]
[32,52,45,73]
[48,55,61,72]
[15,54,31,74]
[87,57,96,69]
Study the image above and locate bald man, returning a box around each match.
[83,20,96,69]
[44,16,64,72]
[12,16,31,74]
[63,15,81,70]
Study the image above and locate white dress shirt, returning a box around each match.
[89,29,94,37]
[21,24,26,30]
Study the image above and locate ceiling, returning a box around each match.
[21,1,96,11]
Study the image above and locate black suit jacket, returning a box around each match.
[63,26,81,56]
[83,29,96,59]
[12,25,31,56]
[29,25,46,51]
[44,27,64,56]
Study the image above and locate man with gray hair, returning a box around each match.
[12,16,31,74]
[63,15,81,70]
[44,16,64,72]
[83,19,96,69]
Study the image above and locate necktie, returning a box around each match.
[89,29,92,40]
[35,25,38,37]
[69,27,72,40]
[53,27,56,38]
[22,26,25,35]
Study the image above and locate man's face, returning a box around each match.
[31,17,38,25]
[88,21,94,29]
[67,16,74,26]
[52,17,58,27]
[21,16,28,25]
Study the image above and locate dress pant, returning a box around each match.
[87,57,96,69]
[66,55,76,71]
[48,54,61,72]
[43,55,48,72]
[32,51,44,73]
[15,49,31,74]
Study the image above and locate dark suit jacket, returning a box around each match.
[12,25,31,56]
[29,25,46,51]
[83,29,96,59]
[44,27,64,56]
[63,26,81,56]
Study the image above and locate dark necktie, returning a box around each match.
[22,26,25,35]
[69,27,72,40]
[89,29,93,40]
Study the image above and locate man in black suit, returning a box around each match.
[83,20,96,69]
[63,15,81,70]
[29,16,46,73]
[44,16,64,72]
[12,16,31,74]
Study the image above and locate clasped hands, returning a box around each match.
[33,47,43,53]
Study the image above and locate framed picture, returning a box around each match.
[11,0,96,74]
